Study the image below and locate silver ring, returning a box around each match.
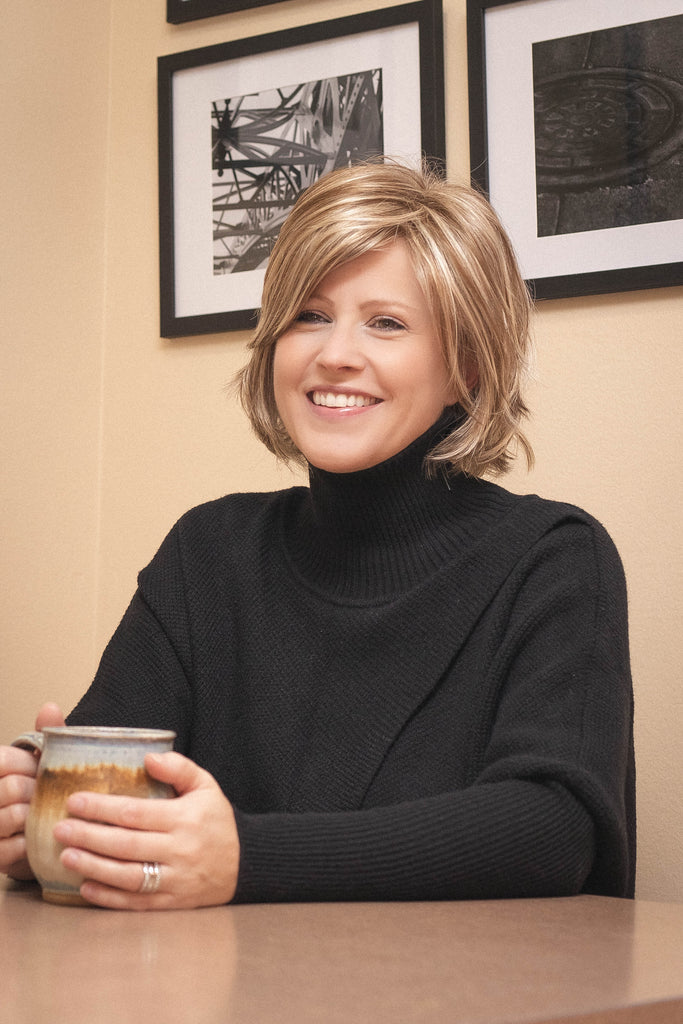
[139,861,162,894]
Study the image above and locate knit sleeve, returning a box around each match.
[67,526,194,751]
[231,518,635,903]
[473,518,635,897]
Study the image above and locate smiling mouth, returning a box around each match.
[310,391,380,409]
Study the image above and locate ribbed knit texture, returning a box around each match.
[69,418,636,901]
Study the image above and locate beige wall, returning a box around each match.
[1,0,681,901]
[1,4,109,735]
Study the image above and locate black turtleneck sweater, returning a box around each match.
[69,422,636,901]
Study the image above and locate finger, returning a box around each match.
[78,877,174,911]
[0,771,35,809]
[60,851,176,910]
[63,790,176,832]
[60,845,167,897]
[0,833,30,875]
[0,799,30,841]
[0,746,40,778]
[144,751,212,796]
[7,856,36,882]
[35,703,66,731]
[54,816,168,863]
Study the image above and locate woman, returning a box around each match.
[0,162,635,909]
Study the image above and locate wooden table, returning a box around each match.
[2,880,681,1024]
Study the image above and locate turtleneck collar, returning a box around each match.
[278,413,512,604]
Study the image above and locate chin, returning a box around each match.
[307,447,394,474]
[310,459,371,474]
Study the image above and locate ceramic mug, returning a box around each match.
[12,726,176,905]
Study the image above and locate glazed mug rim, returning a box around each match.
[11,726,177,754]
[39,726,176,740]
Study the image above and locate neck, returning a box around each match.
[280,416,502,603]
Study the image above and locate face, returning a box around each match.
[272,241,457,474]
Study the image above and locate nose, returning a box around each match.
[314,321,365,373]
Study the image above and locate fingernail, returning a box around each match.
[68,794,86,813]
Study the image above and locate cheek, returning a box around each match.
[412,355,458,410]
[272,339,301,428]
[272,341,290,402]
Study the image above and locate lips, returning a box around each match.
[310,391,380,409]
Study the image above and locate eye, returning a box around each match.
[293,309,329,325]
[369,315,406,332]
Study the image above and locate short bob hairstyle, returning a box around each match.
[235,160,534,477]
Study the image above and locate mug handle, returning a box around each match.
[11,731,44,755]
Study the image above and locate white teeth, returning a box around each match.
[312,391,378,408]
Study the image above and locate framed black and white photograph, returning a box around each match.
[167,0,291,25]
[467,0,683,299]
[158,0,445,337]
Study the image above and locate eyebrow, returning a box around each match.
[304,293,424,319]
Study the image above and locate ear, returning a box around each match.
[446,364,478,404]
[464,365,479,391]
[442,353,478,406]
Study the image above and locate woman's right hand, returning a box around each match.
[0,702,65,879]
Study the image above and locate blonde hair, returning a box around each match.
[235,160,534,477]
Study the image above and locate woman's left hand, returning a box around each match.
[52,753,240,910]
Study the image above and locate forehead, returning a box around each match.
[308,240,422,299]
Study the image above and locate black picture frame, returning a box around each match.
[167,0,290,25]
[467,0,683,300]
[158,0,445,337]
